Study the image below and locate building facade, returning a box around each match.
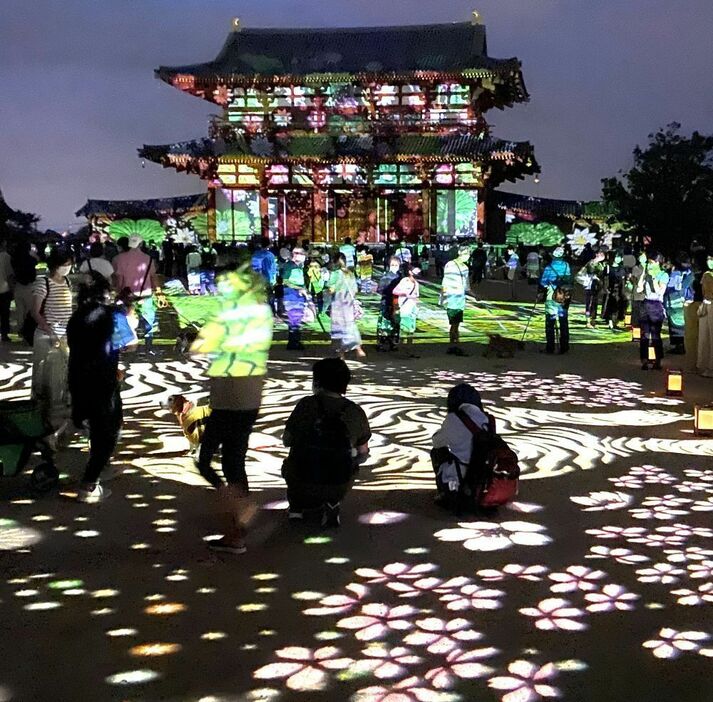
[140,14,539,243]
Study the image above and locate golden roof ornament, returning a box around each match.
[472,10,484,25]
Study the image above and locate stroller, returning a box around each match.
[0,399,59,492]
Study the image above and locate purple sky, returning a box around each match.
[1,0,712,230]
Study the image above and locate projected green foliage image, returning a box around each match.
[108,219,165,245]
[506,222,564,248]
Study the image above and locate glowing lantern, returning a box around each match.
[631,327,641,342]
[648,346,657,362]
[666,370,683,396]
[624,313,632,327]
[694,405,713,436]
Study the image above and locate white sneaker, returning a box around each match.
[77,484,111,504]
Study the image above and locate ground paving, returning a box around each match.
[1,294,712,702]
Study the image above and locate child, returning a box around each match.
[393,265,420,358]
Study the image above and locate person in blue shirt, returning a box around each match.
[540,247,572,354]
[250,238,278,313]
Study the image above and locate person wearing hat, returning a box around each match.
[112,235,161,353]
[540,247,572,354]
[283,247,308,350]
[441,245,472,356]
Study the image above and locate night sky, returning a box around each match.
[1,0,712,230]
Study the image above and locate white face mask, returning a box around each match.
[56,265,71,277]
[389,263,400,274]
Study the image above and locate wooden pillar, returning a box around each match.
[259,168,270,240]
[207,185,217,242]
[477,189,486,241]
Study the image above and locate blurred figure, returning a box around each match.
[10,240,37,335]
[636,250,669,370]
[0,239,13,341]
[79,242,113,282]
[540,247,572,354]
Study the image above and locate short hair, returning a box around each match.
[447,383,483,413]
[47,247,72,272]
[77,271,110,306]
[313,358,351,395]
[89,242,104,258]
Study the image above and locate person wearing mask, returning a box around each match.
[282,358,371,527]
[376,256,402,352]
[79,242,114,282]
[540,247,572,354]
[698,253,713,377]
[30,248,73,444]
[112,235,161,352]
[601,251,628,331]
[328,254,366,359]
[10,240,37,336]
[394,240,412,267]
[67,273,136,502]
[0,239,13,341]
[393,264,420,358]
[441,245,471,356]
[283,247,308,350]
[636,251,669,370]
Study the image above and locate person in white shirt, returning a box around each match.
[79,242,114,282]
[432,383,491,500]
[636,250,669,370]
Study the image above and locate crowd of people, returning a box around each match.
[0,230,712,553]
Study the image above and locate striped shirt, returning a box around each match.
[32,276,73,336]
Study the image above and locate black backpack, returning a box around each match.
[291,397,354,486]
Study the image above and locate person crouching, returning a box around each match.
[282,358,371,528]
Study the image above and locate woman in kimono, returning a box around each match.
[393,264,420,358]
[328,254,366,359]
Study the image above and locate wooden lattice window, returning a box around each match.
[271,86,315,109]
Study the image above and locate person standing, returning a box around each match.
[200,240,218,294]
[185,246,202,295]
[469,243,488,299]
[697,253,713,377]
[393,264,420,358]
[339,237,356,269]
[376,257,402,352]
[664,257,687,354]
[283,247,308,350]
[441,245,471,356]
[526,249,541,286]
[328,254,365,359]
[540,247,572,354]
[30,248,73,445]
[683,251,706,372]
[10,240,37,336]
[636,251,670,370]
[601,251,628,331]
[0,239,13,341]
[191,267,274,554]
[112,235,161,352]
[79,242,114,282]
[581,250,605,328]
[67,273,136,503]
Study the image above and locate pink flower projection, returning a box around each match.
[688,561,713,579]
[488,660,560,702]
[635,563,685,585]
[570,491,633,511]
[642,628,710,659]
[548,566,607,593]
[585,526,647,541]
[304,583,369,616]
[670,583,713,606]
[338,603,417,641]
[440,584,506,611]
[586,546,650,565]
[434,521,551,552]
[424,647,498,689]
[352,644,423,680]
[404,618,483,655]
[253,646,353,691]
[519,598,587,632]
[355,563,439,584]
[584,584,639,613]
[477,564,549,582]
[351,675,461,702]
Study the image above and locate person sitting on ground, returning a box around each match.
[431,383,491,508]
[282,358,371,528]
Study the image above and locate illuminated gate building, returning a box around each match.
[140,13,539,243]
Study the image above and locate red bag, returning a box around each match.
[456,410,520,508]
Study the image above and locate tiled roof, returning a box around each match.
[75,193,208,219]
[157,22,509,79]
[140,134,536,163]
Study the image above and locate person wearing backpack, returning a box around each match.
[282,358,371,528]
[432,383,519,512]
[540,247,572,354]
[29,247,74,447]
